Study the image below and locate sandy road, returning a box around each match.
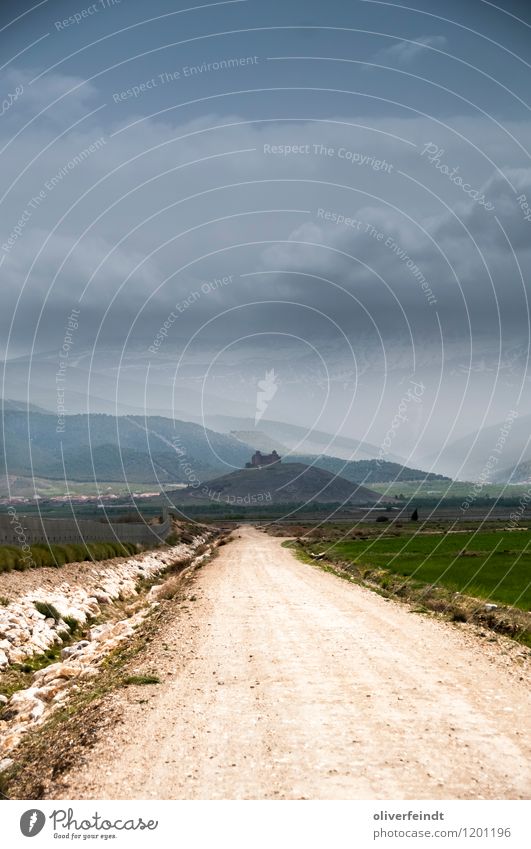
[58,527,531,800]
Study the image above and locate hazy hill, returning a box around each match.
[494,459,531,485]
[229,430,449,483]
[0,411,254,484]
[290,456,451,484]
[1,399,52,414]
[425,413,531,480]
[200,415,407,464]
[170,462,381,506]
[230,430,288,455]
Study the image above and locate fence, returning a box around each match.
[0,512,171,547]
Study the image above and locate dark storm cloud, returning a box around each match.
[2,76,530,354]
[1,0,531,458]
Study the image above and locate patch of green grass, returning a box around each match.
[0,644,64,700]
[0,595,10,606]
[323,530,531,610]
[62,615,80,633]
[123,674,160,686]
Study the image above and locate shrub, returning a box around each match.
[451,609,468,623]
[155,576,182,600]
[50,546,69,566]
[165,533,179,545]
[34,601,61,621]
[28,545,50,568]
[0,546,23,572]
[30,544,60,568]
[62,543,88,563]
[62,615,80,633]
[86,542,114,560]
[0,538,148,575]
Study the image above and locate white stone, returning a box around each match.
[89,624,110,640]
[93,591,111,605]
[34,680,69,702]
[6,647,27,664]
[30,700,45,720]
[60,640,90,660]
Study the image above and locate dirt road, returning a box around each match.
[57,527,531,799]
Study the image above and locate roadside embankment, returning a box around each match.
[0,528,215,767]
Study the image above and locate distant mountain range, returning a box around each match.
[3,338,530,480]
[0,404,449,494]
[0,410,254,485]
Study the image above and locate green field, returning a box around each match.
[321,530,531,610]
[370,480,531,501]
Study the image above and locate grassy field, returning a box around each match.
[370,480,531,500]
[318,530,531,610]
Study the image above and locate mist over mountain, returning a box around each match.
[3,334,529,480]
[494,459,531,485]
[426,412,531,481]
[0,404,449,495]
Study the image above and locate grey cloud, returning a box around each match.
[1,69,530,363]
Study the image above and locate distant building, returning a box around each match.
[246,450,281,468]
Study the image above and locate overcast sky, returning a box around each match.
[1,0,531,468]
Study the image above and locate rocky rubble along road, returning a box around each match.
[0,539,208,670]
[0,534,211,766]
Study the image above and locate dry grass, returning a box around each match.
[155,575,184,600]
